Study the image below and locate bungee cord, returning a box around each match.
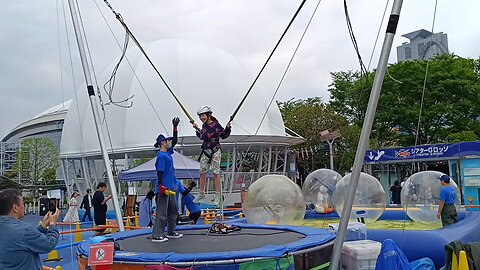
[102,0,196,124]
[233,0,322,161]
[97,0,313,196]
[101,0,308,130]
[92,0,168,133]
[102,31,135,108]
[229,0,307,123]
[343,0,368,79]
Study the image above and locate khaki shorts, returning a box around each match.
[200,149,221,175]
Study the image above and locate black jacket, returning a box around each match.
[443,241,480,270]
[80,194,92,210]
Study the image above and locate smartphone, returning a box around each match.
[39,198,49,216]
[49,199,57,214]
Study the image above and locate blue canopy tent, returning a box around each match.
[119,151,210,181]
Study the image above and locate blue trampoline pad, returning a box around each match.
[78,223,335,264]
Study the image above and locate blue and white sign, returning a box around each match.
[364,141,480,164]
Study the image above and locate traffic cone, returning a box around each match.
[74,222,82,243]
[124,217,130,230]
[44,249,62,262]
[204,211,211,225]
[452,251,458,270]
[458,251,469,270]
[109,220,116,233]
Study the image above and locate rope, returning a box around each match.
[62,0,95,194]
[343,0,367,78]
[102,31,135,108]
[255,0,323,137]
[222,0,322,205]
[57,0,77,263]
[229,0,307,123]
[400,0,439,252]
[73,0,120,180]
[92,0,168,133]
[96,0,196,213]
[102,0,195,124]
[56,0,66,111]
[367,0,391,71]
[412,0,439,167]
[61,0,86,153]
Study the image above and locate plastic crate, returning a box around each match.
[340,240,381,270]
[328,222,367,241]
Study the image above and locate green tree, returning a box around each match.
[42,168,58,185]
[329,54,480,146]
[447,130,478,143]
[278,97,359,174]
[13,138,59,186]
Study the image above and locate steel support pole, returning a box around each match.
[67,0,125,231]
[328,140,335,171]
[329,1,403,268]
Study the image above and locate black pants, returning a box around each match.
[94,210,107,234]
[152,193,178,238]
[189,211,201,224]
[82,208,93,222]
[441,204,458,227]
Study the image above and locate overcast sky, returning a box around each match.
[1,0,479,139]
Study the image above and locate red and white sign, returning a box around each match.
[88,242,114,266]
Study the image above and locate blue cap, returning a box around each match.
[437,174,450,183]
[154,134,173,147]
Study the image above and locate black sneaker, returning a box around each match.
[166,232,183,239]
[151,236,168,242]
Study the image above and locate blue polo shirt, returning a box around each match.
[439,186,456,205]
[176,181,201,213]
[155,150,176,191]
[183,194,201,213]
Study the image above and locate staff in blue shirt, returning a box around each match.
[437,174,458,227]
[151,117,184,243]
[0,188,60,270]
[177,180,202,224]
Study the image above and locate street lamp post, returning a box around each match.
[320,130,341,171]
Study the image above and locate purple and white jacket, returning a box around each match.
[196,120,231,150]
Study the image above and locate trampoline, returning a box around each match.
[77,223,335,269]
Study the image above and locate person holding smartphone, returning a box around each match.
[92,182,112,236]
[0,188,60,269]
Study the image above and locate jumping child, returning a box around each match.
[192,105,231,207]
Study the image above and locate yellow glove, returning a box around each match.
[165,190,176,196]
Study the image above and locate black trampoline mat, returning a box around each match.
[117,228,305,254]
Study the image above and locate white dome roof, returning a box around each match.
[60,39,296,157]
[33,100,72,120]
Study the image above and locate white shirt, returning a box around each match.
[87,194,92,208]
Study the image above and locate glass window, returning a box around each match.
[405,47,412,59]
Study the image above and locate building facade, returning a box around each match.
[397,29,448,62]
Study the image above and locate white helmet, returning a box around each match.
[197,105,212,115]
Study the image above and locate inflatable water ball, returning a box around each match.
[401,170,460,223]
[243,175,305,225]
[302,169,342,213]
[332,172,386,222]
